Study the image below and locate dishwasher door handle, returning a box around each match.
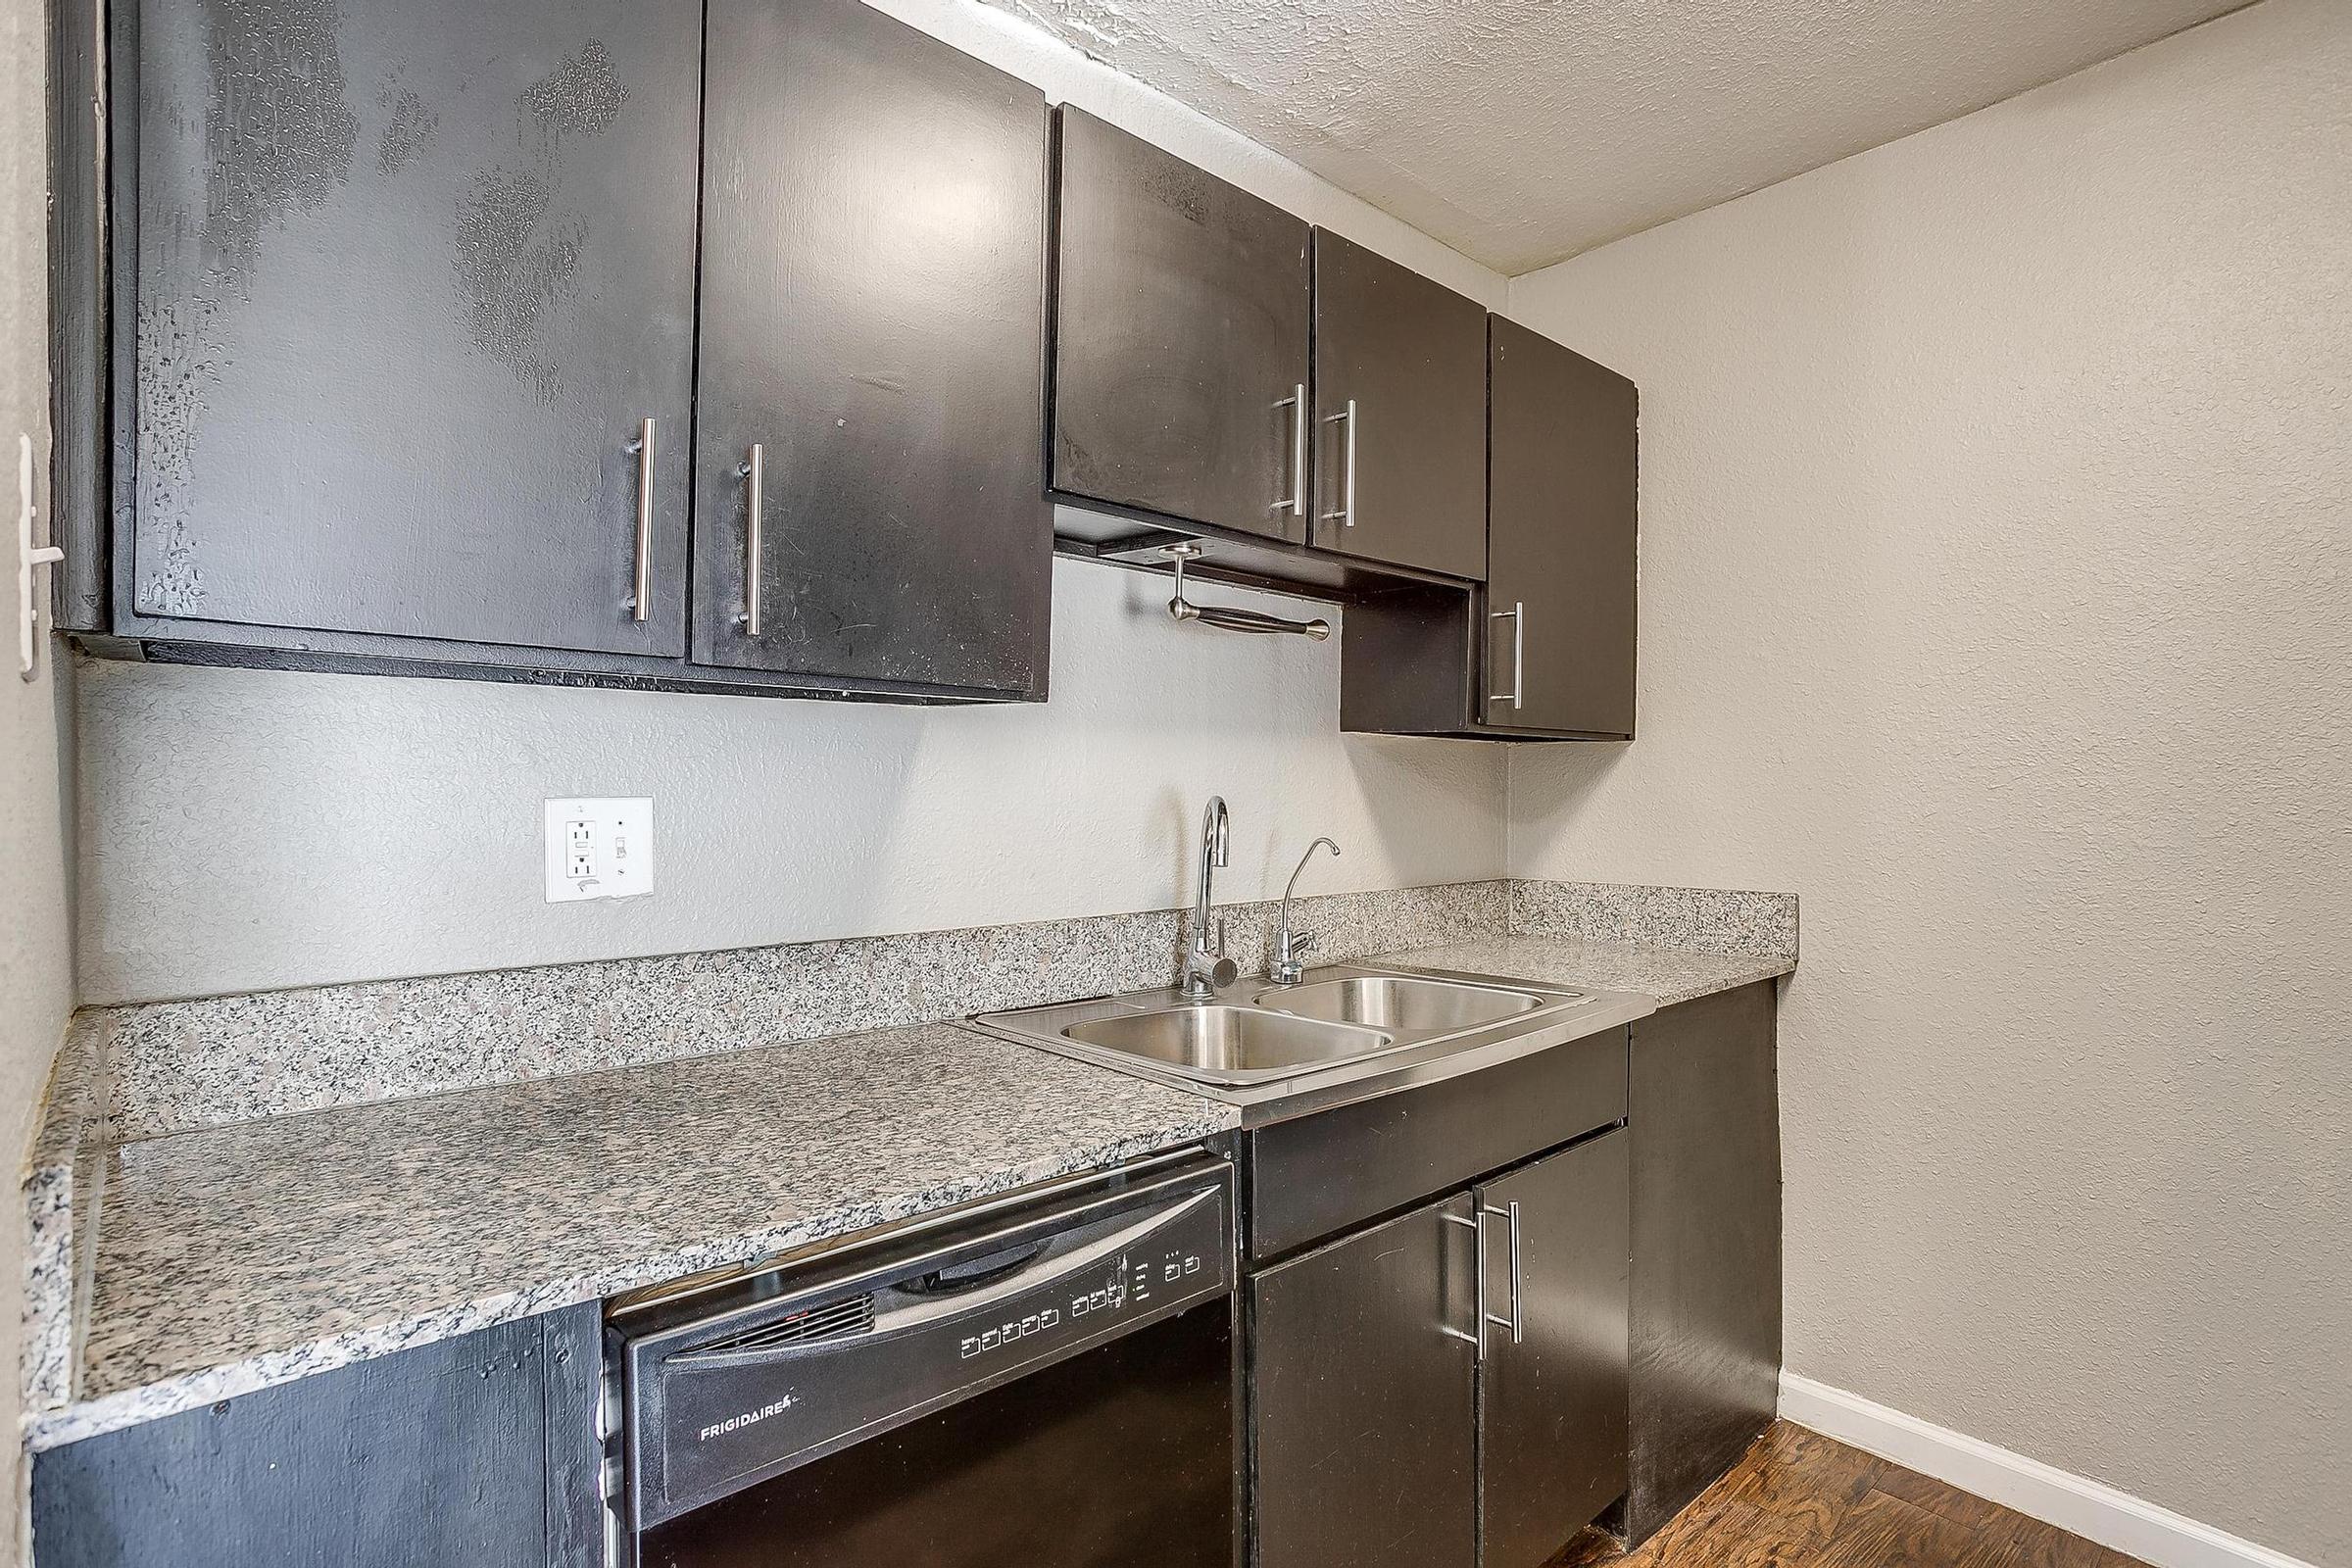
[874,1187,1219,1336]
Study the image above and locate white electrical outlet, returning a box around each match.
[545,799,655,903]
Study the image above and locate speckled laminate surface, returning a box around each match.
[1375,935,1794,1008]
[26,1021,1234,1451]
[1510,880,1798,958]
[91,881,1507,1140]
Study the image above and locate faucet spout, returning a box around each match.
[1184,798,1237,1000]
[1195,797,1229,933]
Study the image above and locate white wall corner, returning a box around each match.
[1778,1373,2324,1568]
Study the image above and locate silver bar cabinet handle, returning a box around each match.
[1489,1200,1525,1346]
[627,417,656,623]
[1275,384,1306,517]
[1489,601,1525,710]
[1441,1208,1485,1358]
[1321,398,1357,526]
[736,444,764,636]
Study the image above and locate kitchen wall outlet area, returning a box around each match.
[543,799,655,904]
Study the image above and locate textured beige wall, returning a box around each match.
[4,0,74,1559]
[1505,1,2350,1560]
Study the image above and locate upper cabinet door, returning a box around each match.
[1310,230,1488,579]
[1052,109,1311,543]
[128,0,701,655]
[1483,318,1640,737]
[692,0,1052,696]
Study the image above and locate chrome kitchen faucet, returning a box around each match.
[1182,797,1240,1001]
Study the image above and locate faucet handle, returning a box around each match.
[1269,926,1319,986]
[1216,917,1227,957]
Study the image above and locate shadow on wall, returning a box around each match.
[1083,561,1514,900]
[1507,741,1629,869]
[75,557,1512,1002]
[72,649,933,997]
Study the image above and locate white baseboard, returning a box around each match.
[1777,1373,2320,1568]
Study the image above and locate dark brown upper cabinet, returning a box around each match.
[1310,230,1488,580]
[1339,317,1637,742]
[119,0,703,660]
[83,0,1050,703]
[692,0,1052,698]
[1051,108,1312,545]
[1483,318,1639,737]
[77,0,1629,727]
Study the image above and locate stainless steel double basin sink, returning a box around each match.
[973,964,1648,1121]
[1064,973,1541,1072]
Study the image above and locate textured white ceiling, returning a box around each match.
[986,0,2251,271]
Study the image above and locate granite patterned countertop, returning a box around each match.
[28,1021,1234,1450]
[1375,935,1795,1008]
[27,882,1796,1455]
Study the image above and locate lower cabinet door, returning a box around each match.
[1477,1129,1633,1568]
[28,1309,591,1568]
[1250,1193,1479,1568]
[1627,982,1783,1543]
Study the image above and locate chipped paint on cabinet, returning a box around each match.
[126,0,701,654]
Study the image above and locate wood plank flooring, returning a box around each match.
[1549,1422,2152,1568]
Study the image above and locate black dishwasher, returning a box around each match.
[606,1151,1236,1568]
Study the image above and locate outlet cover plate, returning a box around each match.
[545,798,654,903]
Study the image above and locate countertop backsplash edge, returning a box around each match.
[1509,878,1799,959]
[90,880,1514,1141]
[69,875,1798,1143]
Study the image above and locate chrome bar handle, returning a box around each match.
[737,444,764,636]
[1441,1209,1485,1359]
[1164,542,1332,639]
[1321,398,1356,526]
[1275,384,1306,517]
[1488,1200,1525,1345]
[1488,601,1525,710]
[626,417,656,623]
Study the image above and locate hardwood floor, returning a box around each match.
[1549,1422,2152,1568]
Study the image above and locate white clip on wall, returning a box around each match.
[17,433,64,680]
[1162,543,1330,641]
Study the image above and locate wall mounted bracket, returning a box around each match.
[18,433,65,680]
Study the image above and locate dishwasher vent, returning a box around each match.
[685,1293,876,1357]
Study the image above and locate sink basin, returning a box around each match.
[973,963,1631,1120]
[1255,975,1544,1031]
[1062,1005,1395,1080]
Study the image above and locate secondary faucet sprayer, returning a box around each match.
[1269,837,1341,986]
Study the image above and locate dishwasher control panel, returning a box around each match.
[959,1239,1211,1361]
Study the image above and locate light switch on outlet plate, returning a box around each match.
[545,799,654,903]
